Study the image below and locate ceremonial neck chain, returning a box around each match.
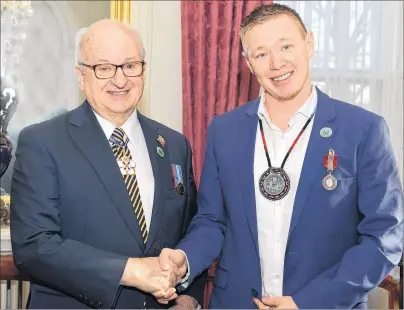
[258,110,315,201]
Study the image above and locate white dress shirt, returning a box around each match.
[93,110,155,231]
[254,87,317,297]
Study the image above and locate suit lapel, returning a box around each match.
[137,113,171,255]
[287,89,338,242]
[237,100,260,256]
[68,102,145,248]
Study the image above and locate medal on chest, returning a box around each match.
[322,148,338,190]
[259,167,290,200]
[118,155,136,175]
[258,110,315,201]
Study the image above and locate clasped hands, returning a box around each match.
[122,249,188,305]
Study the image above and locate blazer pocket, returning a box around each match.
[335,176,354,181]
[213,266,228,289]
[166,188,180,200]
[334,176,355,189]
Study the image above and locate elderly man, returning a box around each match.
[10,19,205,309]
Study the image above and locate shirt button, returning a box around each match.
[275,274,280,279]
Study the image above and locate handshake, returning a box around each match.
[121,248,191,305]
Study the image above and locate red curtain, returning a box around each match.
[181,1,272,307]
[182,0,272,187]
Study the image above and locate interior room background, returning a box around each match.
[0,1,402,309]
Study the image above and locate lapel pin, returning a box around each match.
[251,288,258,298]
[320,127,333,138]
[157,135,166,147]
[322,148,338,190]
[157,146,164,158]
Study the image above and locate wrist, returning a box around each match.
[120,257,140,286]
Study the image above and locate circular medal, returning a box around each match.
[322,174,337,190]
[176,183,185,195]
[259,167,290,201]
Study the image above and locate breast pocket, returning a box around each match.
[327,175,356,198]
[166,188,182,200]
[312,174,357,235]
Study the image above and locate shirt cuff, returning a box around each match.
[177,250,190,289]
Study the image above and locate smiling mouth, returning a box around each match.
[108,90,129,95]
[272,72,292,82]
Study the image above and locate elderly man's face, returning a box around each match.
[76,23,145,122]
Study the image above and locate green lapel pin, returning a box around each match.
[320,127,333,138]
[157,146,164,157]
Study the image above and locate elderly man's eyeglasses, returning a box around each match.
[79,61,145,79]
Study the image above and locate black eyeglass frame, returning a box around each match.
[79,61,146,79]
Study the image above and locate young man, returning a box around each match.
[159,4,403,309]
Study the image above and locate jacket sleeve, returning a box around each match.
[176,117,227,283]
[11,127,128,309]
[176,136,208,305]
[292,117,404,308]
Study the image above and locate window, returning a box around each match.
[277,0,403,181]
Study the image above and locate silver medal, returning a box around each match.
[322,174,337,190]
[322,148,338,190]
[259,167,290,201]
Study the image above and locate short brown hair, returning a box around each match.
[240,3,307,40]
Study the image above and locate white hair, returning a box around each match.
[74,27,88,65]
[74,24,146,65]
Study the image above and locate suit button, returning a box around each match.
[251,288,258,298]
[96,301,102,307]
[79,294,83,299]
[89,300,94,306]
[83,296,88,302]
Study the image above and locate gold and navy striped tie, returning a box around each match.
[109,127,148,243]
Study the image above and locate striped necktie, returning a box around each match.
[109,127,148,243]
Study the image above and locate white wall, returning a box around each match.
[131,1,183,133]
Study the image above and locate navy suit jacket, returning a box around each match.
[10,102,206,309]
[177,88,403,308]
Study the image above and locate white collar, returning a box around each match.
[257,85,318,129]
[93,109,140,144]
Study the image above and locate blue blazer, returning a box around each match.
[177,88,403,309]
[10,102,206,309]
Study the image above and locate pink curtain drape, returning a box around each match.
[182,0,272,187]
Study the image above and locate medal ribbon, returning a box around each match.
[323,150,338,172]
[258,110,315,169]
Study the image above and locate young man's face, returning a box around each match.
[243,14,314,102]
